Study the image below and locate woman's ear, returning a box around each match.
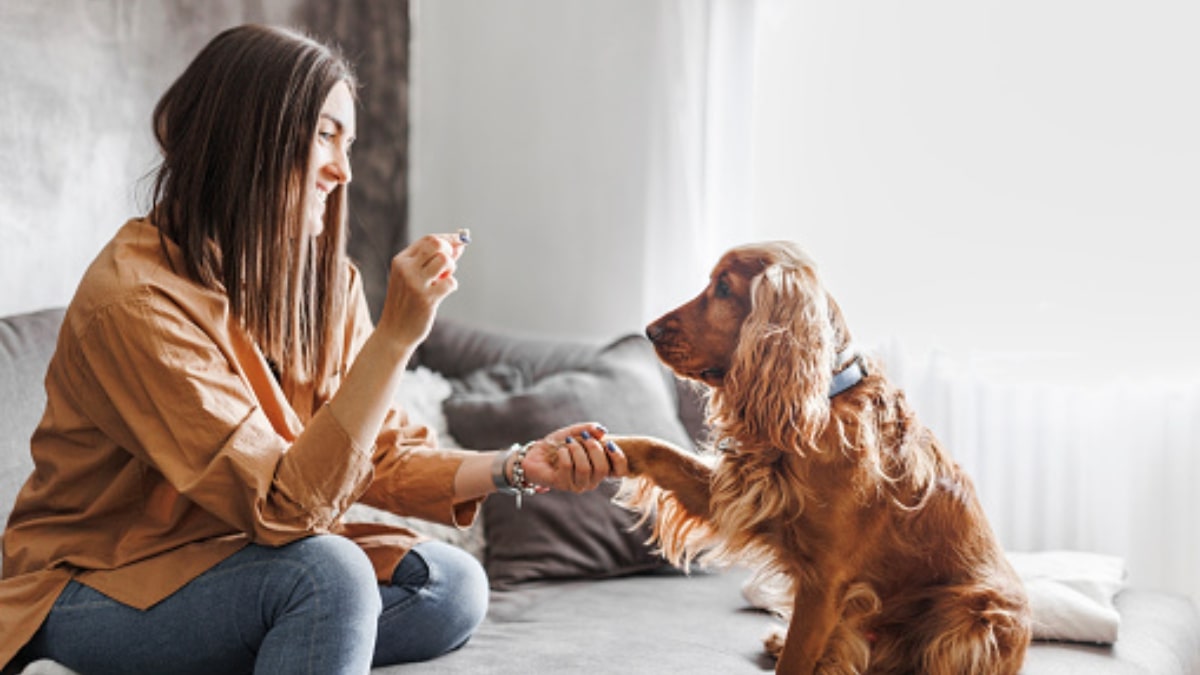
[717,262,834,454]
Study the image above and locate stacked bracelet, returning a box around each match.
[491,441,542,508]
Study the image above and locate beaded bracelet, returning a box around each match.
[491,441,542,508]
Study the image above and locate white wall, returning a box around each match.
[409,0,674,342]
[410,0,1200,382]
[747,0,1200,383]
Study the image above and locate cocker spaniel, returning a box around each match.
[612,241,1030,674]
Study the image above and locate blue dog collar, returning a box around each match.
[829,352,867,398]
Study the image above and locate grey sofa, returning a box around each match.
[3,307,1199,674]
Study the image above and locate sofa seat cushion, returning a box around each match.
[376,569,1200,674]
[382,568,776,674]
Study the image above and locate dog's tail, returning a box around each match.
[870,581,1032,675]
[919,583,1032,675]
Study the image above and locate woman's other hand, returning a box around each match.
[518,423,629,493]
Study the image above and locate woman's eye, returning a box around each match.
[318,130,335,142]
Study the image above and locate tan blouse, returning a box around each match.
[0,219,482,667]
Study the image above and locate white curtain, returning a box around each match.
[647,0,1200,606]
[639,0,759,322]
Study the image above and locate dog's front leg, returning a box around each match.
[776,575,844,675]
[608,435,712,518]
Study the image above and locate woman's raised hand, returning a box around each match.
[376,232,468,348]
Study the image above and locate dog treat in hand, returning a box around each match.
[437,229,472,281]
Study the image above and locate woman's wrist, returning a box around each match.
[372,326,420,366]
[505,449,520,487]
[491,446,518,491]
[492,442,543,508]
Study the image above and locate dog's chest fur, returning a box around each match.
[708,403,938,587]
[708,446,864,564]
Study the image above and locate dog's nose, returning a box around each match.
[645,324,662,342]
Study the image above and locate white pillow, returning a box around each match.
[392,365,458,445]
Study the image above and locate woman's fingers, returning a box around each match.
[563,436,592,491]
[603,438,629,478]
[377,232,468,345]
[579,431,610,491]
[546,424,626,492]
[411,233,467,285]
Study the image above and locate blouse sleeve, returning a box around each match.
[64,289,373,546]
[338,271,483,528]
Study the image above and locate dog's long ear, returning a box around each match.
[717,261,835,454]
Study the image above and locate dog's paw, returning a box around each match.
[763,625,787,659]
[607,434,673,475]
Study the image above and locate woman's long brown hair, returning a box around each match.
[149,24,356,396]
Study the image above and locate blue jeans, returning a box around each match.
[21,536,489,674]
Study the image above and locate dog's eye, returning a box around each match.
[714,279,731,298]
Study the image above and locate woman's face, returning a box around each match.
[305,80,355,237]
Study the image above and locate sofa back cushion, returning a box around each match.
[417,317,711,447]
[0,308,65,527]
[441,331,697,588]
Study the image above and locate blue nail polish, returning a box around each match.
[565,436,575,444]
[595,424,608,434]
[581,430,592,440]
[606,440,619,453]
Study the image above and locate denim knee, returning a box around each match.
[374,541,489,664]
[423,541,489,644]
[279,534,383,622]
[252,535,383,674]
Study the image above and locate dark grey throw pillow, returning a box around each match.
[443,334,693,589]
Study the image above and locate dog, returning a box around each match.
[611,241,1031,674]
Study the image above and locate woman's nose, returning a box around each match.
[331,147,352,185]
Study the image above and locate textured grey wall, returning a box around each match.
[0,1,408,318]
[297,2,410,321]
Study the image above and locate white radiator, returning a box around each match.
[872,340,1200,606]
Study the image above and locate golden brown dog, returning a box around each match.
[612,241,1030,674]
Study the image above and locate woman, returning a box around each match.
[0,24,627,674]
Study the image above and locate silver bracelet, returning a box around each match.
[491,442,541,508]
[491,446,518,492]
